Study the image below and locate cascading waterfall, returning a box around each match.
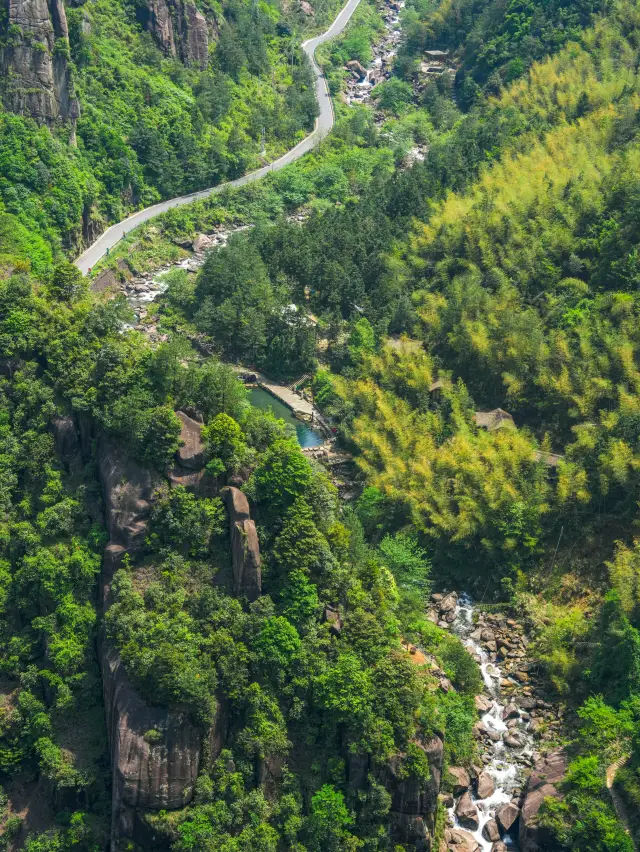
[446,596,537,850]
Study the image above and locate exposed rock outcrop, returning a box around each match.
[98,439,162,549]
[167,409,219,496]
[96,439,223,850]
[222,486,261,601]
[519,750,566,851]
[0,0,79,124]
[51,412,83,474]
[175,410,205,468]
[136,0,214,68]
[385,735,443,850]
[103,645,209,847]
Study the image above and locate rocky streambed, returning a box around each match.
[343,0,404,108]
[428,593,566,852]
[119,226,248,338]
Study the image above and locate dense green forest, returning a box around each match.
[3,0,640,847]
[154,0,640,846]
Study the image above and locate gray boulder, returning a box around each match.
[476,771,495,800]
[455,791,479,831]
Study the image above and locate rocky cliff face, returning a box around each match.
[0,0,79,124]
[519,750,567,852]
[137,0,214,69]
[94,415,263,850]
[222,486,262,601]
[96,440,208,850]
[385,735,444,851]
[103,644,207,848]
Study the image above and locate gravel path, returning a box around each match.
[74,0,362,275]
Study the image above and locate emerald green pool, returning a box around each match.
[249,387,324,448]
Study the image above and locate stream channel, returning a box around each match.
[435,594,540,850]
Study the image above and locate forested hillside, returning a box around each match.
[2,0,640,847]
[0,0,323,255]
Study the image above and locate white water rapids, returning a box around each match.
[447,596,537,850]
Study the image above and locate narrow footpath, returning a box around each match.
[607,756,638,851]
[74,0,363,275]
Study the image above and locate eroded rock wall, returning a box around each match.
[222,486,262,601]
[103,645,205,846]
[385,735,444,851]
[138,0,214,69]
[96,428,209,850]
[0,0,79,123]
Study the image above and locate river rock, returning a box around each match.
[503,703,519,720]
[448,766,471,795]
[519,750,567,851]
[496,802,520,835]
[475,695,492,713]
[455,792,479,831]
[448,828,480,851]
[193,233,213,252]
[491,844,508,852]
[439,591,458,612]
[503,732,524,749]
[346,59,367,79]
[482,819,501,842]
[475,771,495,799]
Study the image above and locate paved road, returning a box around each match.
[75,0,362,274]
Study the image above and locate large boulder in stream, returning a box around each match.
[455,791,479,831]
[448,766,471,795]
[482,818,501,842]
[446,828,480,851]
[496,802,520,835]
[476,770,495,799]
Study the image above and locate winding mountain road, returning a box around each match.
[75,0,362,274]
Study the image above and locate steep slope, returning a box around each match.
[0,0,322,254]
